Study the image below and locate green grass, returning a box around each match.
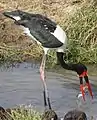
[10,105,41,120]
[0,43,43,67]
[63,5,97,64]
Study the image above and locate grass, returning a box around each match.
[11,106,41,120]
[4,105,94,120]
[47,5,97,66]
[62,5,97,64]
[3,105,42,120]
[0,43,43,68]
[0,0,97,67]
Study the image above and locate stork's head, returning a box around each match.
[3,10,32,29]
[3,10,31,21]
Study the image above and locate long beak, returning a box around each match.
[84,75,93,99]
[79,77,85,101]
[3,12,15,20]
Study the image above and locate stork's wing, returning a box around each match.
[29,18,63,48]
[30,14,57,30]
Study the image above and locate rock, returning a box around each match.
[0,106,13,120]
[63,109,87,120]
[42,109,58,120]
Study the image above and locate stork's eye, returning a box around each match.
[22,14,31,20]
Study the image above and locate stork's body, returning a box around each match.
[3,10,93,103]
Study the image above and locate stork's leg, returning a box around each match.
[40,52,52,109]
[79,77,85,101]
[40,53,47,108]
[43,80,52,109]
[40,53,46,81]
[43,88,47,108]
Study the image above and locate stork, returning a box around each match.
[3,10,93,101]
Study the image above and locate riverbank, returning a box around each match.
[0,105,89,120]
[0,105,41,120]
[0,0,97,66]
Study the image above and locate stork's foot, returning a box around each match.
[80,84,93,101]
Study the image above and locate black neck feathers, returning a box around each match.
[57,52,75,71]
[56,52,87,75]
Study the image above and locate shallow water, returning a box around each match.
[0,63,97,119]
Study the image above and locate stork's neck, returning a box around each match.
[56,52,77,72]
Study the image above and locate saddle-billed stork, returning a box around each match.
[3,10,93,102]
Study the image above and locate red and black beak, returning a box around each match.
[84,75,93,99]
[79,77,85,101]
[79,71,93,101]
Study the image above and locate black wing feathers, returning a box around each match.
[29,18,63,48]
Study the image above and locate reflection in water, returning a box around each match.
[0,63,97,119]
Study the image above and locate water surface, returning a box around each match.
[0,63,97,119]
